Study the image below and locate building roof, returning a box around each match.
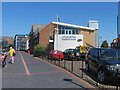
[89,20,99,23]
[14,34,25,36]
[32,24,47,33]
[52,21,96,31]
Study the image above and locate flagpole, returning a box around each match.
[57,16,58,22]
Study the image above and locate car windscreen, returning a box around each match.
[100,49,118,59]
[115,49,120,60]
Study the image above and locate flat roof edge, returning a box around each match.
[52,21,96,31]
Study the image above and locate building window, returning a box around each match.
[72,30,75,34]
[62,29,65,34]
[75,30,79,34]
[69,30,72,34]
[57,26,79,35]
[66,30,68,34]
[58,30,62,34]
[58,27,63,34]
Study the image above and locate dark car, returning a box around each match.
[63,49,81,60]
[48,50,64,60]
[85,48,120,83]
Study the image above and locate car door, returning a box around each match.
[88,48,99,73]
[63,49,69,59]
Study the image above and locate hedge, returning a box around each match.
[33,44,47,57]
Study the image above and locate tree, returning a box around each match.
[101,40,109,48]
[2,37,14,48]
[3,37,14,45]
[33,44,47,57]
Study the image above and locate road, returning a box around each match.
[2,51,94,89]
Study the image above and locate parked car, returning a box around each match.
[63,49,81,60]
[75,46,89,59]
[85,48,120,83]
[48,50,64,60]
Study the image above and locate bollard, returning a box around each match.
[28,49,30,55]
[71,60,73,72]
[59,60,60,66]
[59,55,60,66]
[81,60,83,78]
[64,60,66,69]
[51,58,52,63]
[47,55,49,62]
[54,59,56,65]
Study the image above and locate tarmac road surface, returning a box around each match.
[2,51,94,89]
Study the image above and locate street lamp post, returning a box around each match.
[98,36,102,48]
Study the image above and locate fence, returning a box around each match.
[39,55,120,90]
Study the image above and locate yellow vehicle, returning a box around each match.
[75,46,89,59]
[76,46,88,53]
[80,46,88,53]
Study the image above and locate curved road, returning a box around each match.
[2,51,94,89]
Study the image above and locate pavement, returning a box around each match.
[2,51,95,89]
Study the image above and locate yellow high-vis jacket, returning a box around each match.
[9,49,15,56]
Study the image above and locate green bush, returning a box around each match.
[101,40,109,48]
[33,44,46,57]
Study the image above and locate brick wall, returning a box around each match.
[80,29,94,47]
[39,23,56,48]
[39,22,95,48]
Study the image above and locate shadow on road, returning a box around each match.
[63,78,88,90]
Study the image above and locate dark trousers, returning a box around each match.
[2,60,6,68]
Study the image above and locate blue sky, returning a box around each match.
[2,2,118,45]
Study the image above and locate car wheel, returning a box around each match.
[97,70,106,83]
[75,52,80,57]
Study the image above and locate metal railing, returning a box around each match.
[39,55,120,90]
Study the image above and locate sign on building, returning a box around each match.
[54,34,83,51]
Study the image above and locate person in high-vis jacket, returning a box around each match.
[9,47,15,64]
